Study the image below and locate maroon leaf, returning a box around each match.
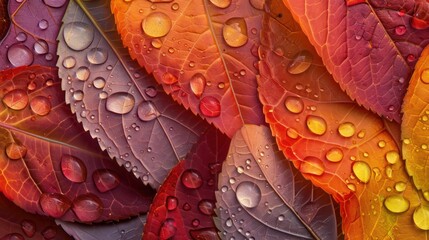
[216,125,339,239]
[0,192,71,240]
[281,0,429,122]
[143,127,230,240]
[0,65,155,223]
[0,0,9,42]
[56,0,209,189]
[0,0,68,70]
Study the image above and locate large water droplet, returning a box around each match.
[106,92,135,114]
[413,204,429,230]
[190,73,206,98]
[338,122,356,138]
[209,0,231,8]
[30,96,51,116]
[61,155,87,183]
[352,161,371,183]
[5,143,27,160]
[300,156,325,176]
[39,193,71,218]
[142,12,172,38]
[63,22,94,51]
[33,40,49,55]
[87,48,108,65]
[92,169,120,193]
[160,218,176,239]
[72,194,103,222]
[166,196,178,211]
[199,96,221,117]
[181,169,203,189]
[7,44,34,67]
[21,220,36,237]
[223,18,248,48]
[325,147,343,162]
[306,115,327,135]
[284,96,304,114]
[384,195,410,213]
[137,101,160,121]
[288,51,313,74]
[3,89,29,110]
[236,181,261,208]
[198,199,215,215]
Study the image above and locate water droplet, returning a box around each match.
[106,92,135,114]
[62,56,76,69]
[3,89,29,110]
[39,193,71,218]
[236,181,261,208]
[414,205,429,230]
[43,0,67,7]
[199,96,221,117]
[288,50,313,74]
[183,203,191,211]
[249,0,265,10]
[16,32,27,42]
[162,72,178,84]
[87,48,108,65]
[300,156,325,175]
[151,39,162,49]
[7,44,33,67]
[385,151,400,164]
[325,148,343,162]
[192,219,200,227]
[198,200,215,215]
[384,195,410,213]
[189,228,218,240]
[284,96,304,114]
[411,17,429,30]
[21,220,36,237]
[38,19,48,30]
[286,128,299,139]
[137,101,160,121]
[99,91,108,99]
[338,122,355,138]
[407,54,416,62]
[63,22,94,51]
[171,3,179,10]
[92,169,120,192]
[160,218,177,239]
[385,166,393,178]
[76,67,90,81]
[352,161,371,183]
[93,77,106,89]
[181,169,203,189]
[73,90,84,101]
[394,181,406,192]
[278,215,285,221]
[209,0,231,8]
[306,115,327,135]
[223,18,248,47]
[142,12,172,38]
[61,155,87,183]
[378,140,386,148]
[33,40,49,55]
[421,69,429,84]
[190,73,206,98]
[3,233,24,240]
[30,96,51,116]
[72,194,103,222]
[395,25,406,35]
[166,196,178,211]
[347,183,356,192]
[41,227,56,239]
[225,218,233,227]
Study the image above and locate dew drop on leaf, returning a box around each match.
[30,96,51,116]
[209,0,231,9]
[60,155,87,183]
[160,218,177,239]
[33,40,49,55]
[166,196,178,211]
[300,156,325,176]
[141,12,172,38]
[338,122,356,138]
[352,161,371,183]
[413,205,429,230]
[3,233,24,240]
[198,199,215,215]
[92,77,106,89]
[421,69,429,83]
[411,17,429,30]
[394,25,407,36]
[2,89,29,110]
[384,195,410,213]
[7,44,34,67]
[325,147,344,162]
[21,220,36,238]
[235,181,262,208]
[394,181,406,192]
[72,194,103,222]
[38,19,49,30]
[306,115,327,135]
[16,32,27,42]
[86,48,108,65]
[199,96,221,117]
[5,142,27,160]
[137,101,160,121]
[286,128,299,139]
[249,0,265,10]
[190,73,206,98]
[385,151,400,164]
[284,96,304,114]
[73,90,84,101]
[76,67,90,81]
[92,169,120,193]
[287,50,313,75]
[181,169,203,189]
[161,72,178,84]
[223,18,248,48]
[39,193,72,218]
[63,22,94,51]
[151,39,162,49]
[105,92,135,114]
[62,56,76,69]
[41,227,57,240]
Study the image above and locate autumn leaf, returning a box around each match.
[111,0,265,137]
[281,0,429,122]
[257,1,427,238]
[144,126,230,239]
[216,125,339,239]
[56,0,209,188]
[0,0,68,69]
[0,65,155,223]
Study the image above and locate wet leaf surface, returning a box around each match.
[0,192,72,240]
[57,0,209,188]
[257,1,427,238]
[111,0,265,137]
[216,125,338,240]
[57,215,146,240]
[0,0,9,42]
[143,126,230,240]
[0,65,155,223]
[0,0,68,70]
[281,0,429,122]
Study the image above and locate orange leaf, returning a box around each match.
[258,1,427,238]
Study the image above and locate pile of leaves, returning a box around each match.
[0,0,428,239]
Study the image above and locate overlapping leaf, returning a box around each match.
[216,125,339,239]
[257,1,426,238]
[0,65,155,223]
[57,0,209,188]
[281,0,429,122]
[111,0,265,137]
[144,127,230,239]
[0,192,71,239]
[0,0,68,70]
[0,0,9,42]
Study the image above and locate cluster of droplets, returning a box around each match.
[2,220,58,240]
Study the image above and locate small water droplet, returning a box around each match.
[151,39,162,49]
[394,25,407,35]
[76,67,90,81]
[347,183,356,192]
[63,22,94,51]
[325,148,343,162]
[421,69,429,84]
[106,92,135,114]
[7,44,34,67]
[92,169,120,192]
[338,122,356,138]
[3,89,29,110]
[306,115,327,135]
[236,181,261,208]
[286,128,299,139]
[198,200,214,215]
[73,90,84,101]
[166,196,178,211]
[142,12,172,38]
[407,54,416,62]
[21,220,36,237]
[394,181,406,192]
[209,0,231,8]
[385,166,393,178]
[284,96,304,114]
[385,151,400,164]
[300,156,325,175]
[162,72,178,84]
[223,18,248,47]
[62,56,76,69]
[61,155,87,183]
[384,195,410,213]
[145,87,157,97]
[378,140,386,148]
[181,169,203,189]
[93,77,106,89]
[199,96,221,117]
[160,218,177,239]
[33,40,49,54]
[190,73,206,98]
[413,204,429,230]
[72,194,103,222]
[225,218,233,227]
[277,215,285,221]
[30,96,51,116]
[288,51,313,74]
[38,19,48,30]
[39,193,71,218]
[352,161,371,183]
[137,101,160,121]
[87,48,108,65]
[16,32,27,42]
[411,17,429,30]
[171,3,179,10]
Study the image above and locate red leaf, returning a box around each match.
[0,0,68,69]
[143,127,230,240]
[111,0,265,137]
[281,0,429,122]
[0,65,155,223]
